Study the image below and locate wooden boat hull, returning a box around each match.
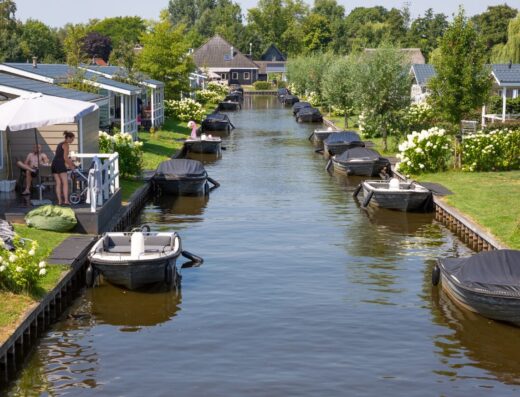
[91,256,180,290]
[323,142,364,158]
[440,270,520,326]
[218,101,241,111]
[361,183,432,212]
[184,140,222,155]
[332,159,388,176]
[154,177,209,196]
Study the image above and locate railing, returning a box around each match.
[71,153,120,213]
[152,106,164,126]
[482,113,520,126]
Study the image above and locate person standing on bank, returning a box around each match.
[51,131,76,205]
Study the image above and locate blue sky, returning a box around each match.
[16,0,518,27]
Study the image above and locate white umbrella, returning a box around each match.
[0,93,99,204]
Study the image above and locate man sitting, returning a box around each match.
[16,145,50,195]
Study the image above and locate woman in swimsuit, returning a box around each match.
[51,131,76,205]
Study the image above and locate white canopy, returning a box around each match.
[0,92,99,131]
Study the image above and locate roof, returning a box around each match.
[83,65,164,88]
[0,72,104,102]
[193,35,258,70]
[411,64,436,86]
[0,63,142,95]
[255,61,286,75]
[364,48,425,65]
[492,64,520,86]
[260,44,286,62]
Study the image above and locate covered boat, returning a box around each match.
[292,101,312,116]
[296,107,323,123]
[323,131,365,158]
[329,147,391,176]
[224,93,242,102]
[201,112,235,132]
[358,179,433,212]
[88,229,183,290]
[277,87,290,99]
[432,250,520,326]
[218,101,241,111]
[281,94,299,106]
[152,159,217,196]
[184,135,222,155]
[310,128,336,143]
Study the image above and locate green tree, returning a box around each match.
[63,23,87,66]
[89,16,146,49]
[472,4,518,52]
[19,19,63,62]
[137,19,195,98]
[428,9,491,125]
[301,13,332,53]
[492,13,520,63]
[354,47,411,150]
[0,0,22,61]
[312,0,346,53]
[406,8,448,61]
[286,52,333,101]
[193,0,244,46]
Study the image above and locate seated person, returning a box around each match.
[16,145,50,195]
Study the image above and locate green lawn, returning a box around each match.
[418,171,520,249]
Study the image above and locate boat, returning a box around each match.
[281,94,299,106]
[184,135,222,155]
[277,87,290,99]
[218,101,241,111]
[229,85,244,95]
[296,107,323,123]
[292,101,312,116]
[87,228,183,290]
[152,159,219,196]
[432,250,520,326]
[323,131,365,158]
[310,128,337,143]
[201,112,235,132]
[328,147,391,177]
[224,93,242,102]
[358,178,433,212]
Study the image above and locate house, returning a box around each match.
[410,64,436,102]
[0,61,142,138]
[482,63,520,125]
[256,44,287,82]
[193,35,259,85]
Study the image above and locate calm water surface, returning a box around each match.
[6,96,520,396]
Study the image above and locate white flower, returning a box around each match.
[16,266,22,272]
[419,164,425,169]
[29,249,35,256]
[0,256,3,264]
[0,239,4,248]
[0,265,5,272]
[415,148,423,154]
[38,261,46,268]
[9,254,17,263]
[39,268,47,276]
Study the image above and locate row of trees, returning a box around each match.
[287,10,493,150]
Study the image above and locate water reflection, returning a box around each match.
[363,207,435,236]
[142,195,209,226]
[185,151,221,166]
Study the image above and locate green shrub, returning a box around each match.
[99,131,143,177]
[195,89,221,104]
[461,128,520,171]
[488,96,520,115]
[253,81,271,90]
[206,81,228,96]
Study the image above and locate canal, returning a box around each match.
[6,95,520,396]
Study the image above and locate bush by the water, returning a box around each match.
[206,81,228,96]
[99,131,143,177]
[164,98,205,122]
[396,127,452,174]
[195,89,221,104]
[0,238,47,293]
[462,128,520,172]
[253,81,271,90]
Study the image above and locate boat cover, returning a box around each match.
[336,147,386,162]
[292,102,311,111]
[440,250,520,296]
[297,107,321,116]
[154,159,206,179]
[278,88,290,96]
[325,131,363,144]
[204,113,230,122]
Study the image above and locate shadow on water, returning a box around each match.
[140,194,209,227]
[185,151,221,166]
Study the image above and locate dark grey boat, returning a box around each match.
[311,128,336,143]
[360,179,433,212]
[281,94,299,106]
[296,107,323,123]
[88,231,182,290]
[152,159,211,196]
[432,250,520,326]
[277,87,290,99]
[218,101,241,111]
[184,136,222,155]
[330,147,391,176]
[201,112,235,132]
[292,101,312,115]
[323,131,365,158]
[224,92,243,102]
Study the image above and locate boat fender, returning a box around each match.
[207,176,220,191]
[182,250,204,265]
[85,265,95,288]
[140,224,151,233]
[361,190,374,208]
[353,184,362,198]
[432,264,441,286]
[325,159,333,172]
[131,232,145,259]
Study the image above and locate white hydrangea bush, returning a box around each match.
[165,98,205,122]
[99,131,143,177]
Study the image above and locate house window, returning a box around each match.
[221,73,228,80]
[232,72,238,80]
[244,72,250,80]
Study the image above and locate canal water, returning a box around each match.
[6,96,520,396]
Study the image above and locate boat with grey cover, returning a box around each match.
[296,107,323,123]
[359,179,433,212]
[218,101,241,111]
[201,112,235,132]
[323,131,365,158]
[292,101,311,116]
[432,250,520,326]
[329,147,391,176]
[281,94,299,106]
[152,159,215,196]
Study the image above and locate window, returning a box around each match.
[231,72,238,80]
[244,72,250,80]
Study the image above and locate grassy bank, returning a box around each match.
[418,171,520,249]
[0,226,71,343]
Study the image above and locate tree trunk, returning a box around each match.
[344,110,348,128]
[382,123,388,152]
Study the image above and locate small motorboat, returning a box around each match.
[292,101,312,116]
[296,107,323,123]
[87,228,183,290]
[201,112,235,132]
[184,134,222,155]
[277,87,290,99]
[432,250,520,326]
[357,178,433,212]
[281,94,299,106]
[230,85,244,95]
[152,159,219,196]
[328,147,391,177]
[218,101,241,111]
[224,93,242,102]
[323,131,365,158]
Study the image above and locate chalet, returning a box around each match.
[256,44,287,82]
[193,35,258,85]
[483,63,520,125]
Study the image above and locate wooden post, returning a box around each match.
[502,87,507,122]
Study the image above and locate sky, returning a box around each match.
[15,0,519,28]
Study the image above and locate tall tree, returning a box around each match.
[19,19,63,62]
[472,4,518,52]
[63,23,87,66]
[493,14,520,63]
[81,31,112,62]
[0,0,21,61]
[137,19,195,98]
[89,16,146,49]
[406,9,448,61]
[428,9,491,125]
[312,0,346,53]
[301,13,332,53]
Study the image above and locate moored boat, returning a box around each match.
[152,159,219,196]
[281,94,299,106]
[296,107,323,123]
[359,179,433,212]
[218,101,241,111]
[224,93,243,102]
[432,250,520,326]
[311,128,336,143]
[329,147,391,176]
[323,131,365,158]
[201,112,235,132]
[292,101,311,116]
[184,135,222,155]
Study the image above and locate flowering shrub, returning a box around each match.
[164,98,205,122]
[461,128,520,172]
[358,110,381,138]
[396,127,452,174]
[195,89,221,104]
[0,238,47,293]
[99,131,143,177]
[302,91,320,106]
[207,81,229,96]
